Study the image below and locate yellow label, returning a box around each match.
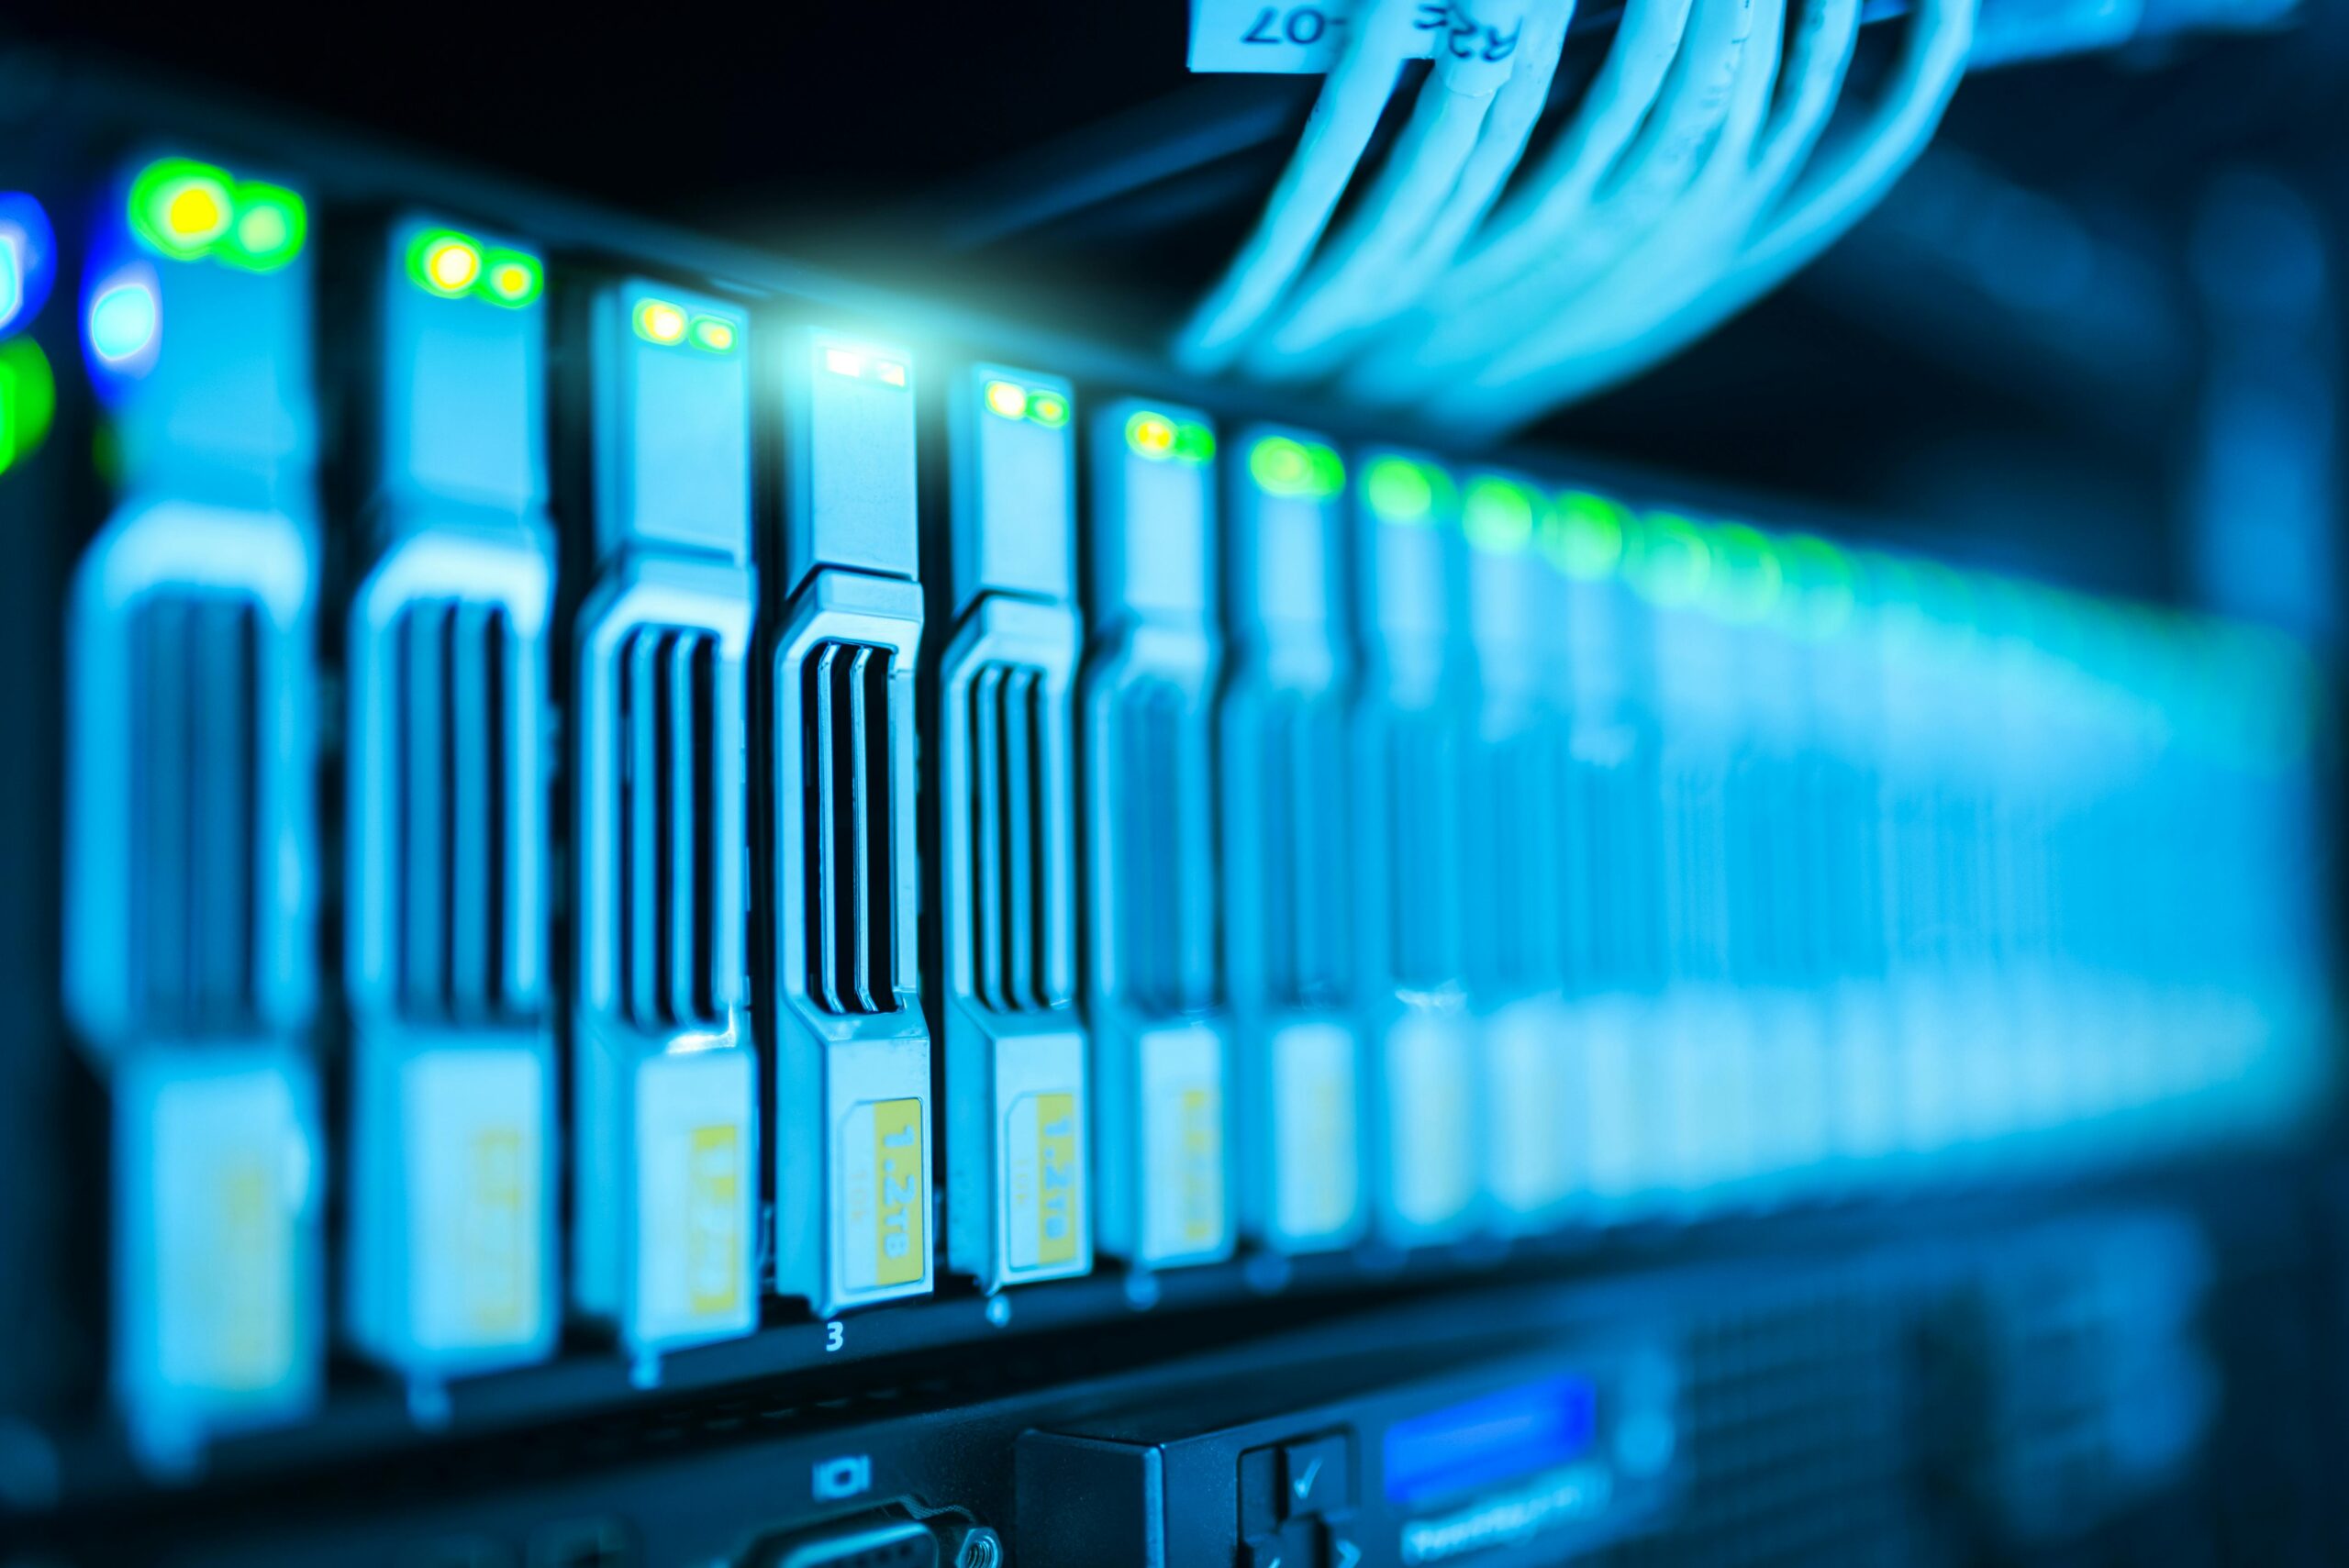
[1035,1093,1079,1266]
[1180,1087,1220,1245]
[686,1124,742,1317]
[468,1128,527,1332]
[215,1160,285,1391]
[873,1098,925,1286]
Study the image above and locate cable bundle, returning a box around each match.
[1174,0,1978,435]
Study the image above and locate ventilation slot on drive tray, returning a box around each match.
[1481,726,1564,994]
[967,662,1063,1013]
[804,641,899,1015]
[1384,708,1461,990]
[1567,741,1666,993]
[616,627,722,1029]
[388,602,522,1022]
[127,595,262,1033]
[1111,679,1208,1018]
[1253,692,1348,1009]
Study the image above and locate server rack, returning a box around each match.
[0,53,2339,1568]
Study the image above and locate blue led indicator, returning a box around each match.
[0,193,56,338]
[88,272,161,371]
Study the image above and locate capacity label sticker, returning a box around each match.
[685,1124,743,1317]
[841,1097,927,1292]
[1009,1090,1083,1271]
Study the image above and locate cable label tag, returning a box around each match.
[1189,1,1521,74]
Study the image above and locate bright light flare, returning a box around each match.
[637,298,689,345]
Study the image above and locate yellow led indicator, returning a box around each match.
[686,1124,742,1317]
[466,1127,529,1333]
[429,238,480,294]
[873,1098,925,1287]
[166,185,226,243]
[1035,1093,1079,1268]
[130,160,236,260]
[158,177,228,250]
[407,229,477,297]
[984,378,1029,420]
[635,297,688,345]
[823,345,865,378]
[1126,409,1177,460]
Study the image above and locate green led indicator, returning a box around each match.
[1364,456,1441,524]
[1308,444,1343,495]
[1463,476,1537,554]
[1249,435,1342,499]
[1777,534,1855,639]
[686,314,737,352]
[128,158,234,261]
[1545,491,1629,579]
[482,249,544,307]
[1250,435,1310,495]
[1027,389,1070,428]
[0,338,55,476]
[1173,420,1216,464]
[234,205,285,255]
[215,183,306,272]
[1705,523,1782,623]
[1628,513,1711,606]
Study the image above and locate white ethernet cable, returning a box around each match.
[1439,0,1703,309]
[1345,0,1754,405]
[1360,0,1581,334]
[1475,0,1857,388]
[1512,0,1779,339]
[1174,0,1436,373]
[1247,0,1556,377]
[1430,0,1978,428]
